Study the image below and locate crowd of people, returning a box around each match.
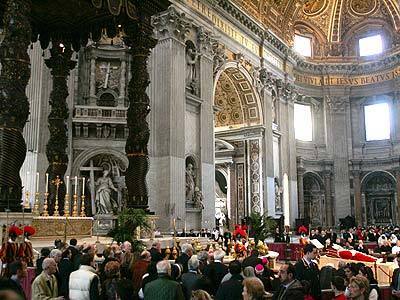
[2,224,400,299]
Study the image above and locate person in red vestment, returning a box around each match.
[0,225,23,275]
[18,225,36,266]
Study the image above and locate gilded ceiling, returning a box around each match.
[232,0,400,56]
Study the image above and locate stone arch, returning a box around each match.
[361,171,396,225]
[303,172,325,226]
[72,148,128,176]
[213,61,263,129]
[294,20,328,57]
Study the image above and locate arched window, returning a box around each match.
[294,103,313,141]
[359,34,383,56]
[294,34,312,57]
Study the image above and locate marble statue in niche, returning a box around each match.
[185,163,196,202]
[274,177,283,212]
[185,41,200,95]
[95,169,118,214]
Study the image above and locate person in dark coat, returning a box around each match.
[215,260,243,300]
[203,249,228,295]
[391,254,400,298]
[58,248,74,298]
[181,255,212,300]
[7,261,28,300]
[35,247,51,276]
[150,241,163,263]
[242,249,262,269]
[67,238,80,271]
[273,263,304,300]
[143,260,184,300]
[294,243,321,299]
[175,243,193,273]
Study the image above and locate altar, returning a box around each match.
[31,216,93,238]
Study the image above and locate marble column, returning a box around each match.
[323,170,333,226]
[260,70,275,217]
[118,59,126,107]
[394,168,400,224]
[149,7,191,229]
[0,0,32,211]
[89,57,96,105]
[352,170,362,225]
[326,95,351,224]
[297,160,305,218]
[198,27,215,229]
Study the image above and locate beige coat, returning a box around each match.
[31,271,59,300]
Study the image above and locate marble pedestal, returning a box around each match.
[93,214,117,236]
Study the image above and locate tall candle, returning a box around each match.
[36,172,39,192]
[26,171,30,193]
[45,173,49,193]
[66,176,70,194]
[82,177,85,195]
[74,176,78,195]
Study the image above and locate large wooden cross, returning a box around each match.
[80,160,103,215]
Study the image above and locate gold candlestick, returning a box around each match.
[80,195,86,217]
[33,192,40,216]
[42,192,49,217]
[72,193,78,217]
[64,193,70,217]
[52,176,62,217]
[24,191,31,209]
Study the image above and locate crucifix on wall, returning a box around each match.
[97,61,120,90]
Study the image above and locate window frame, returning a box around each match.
[363,100,391,142]
[293,34,313,58]
[358,34,384,57]
[294,102,314,142]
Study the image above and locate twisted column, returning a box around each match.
[123,23,157,210]
[0,0,32,211]
[44,41,76,215]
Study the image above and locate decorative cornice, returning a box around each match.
[151,6,192,42]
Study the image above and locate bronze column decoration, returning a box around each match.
[44,41,76,215]
[0,0,32,212]
[123,22,157,210]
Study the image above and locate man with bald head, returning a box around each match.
[32,258,63,300]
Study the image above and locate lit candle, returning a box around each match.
[74,176,78,195]
[45,173,49,193]
[66,176,70,194]
[36,172,39,192]
[82,177,85,195]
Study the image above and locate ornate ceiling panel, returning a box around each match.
[214,67,261,128]
[229,0,400,50]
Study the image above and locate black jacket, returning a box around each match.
[215,274,243,300]
[272,279,304,300]
[203,261,228,295]
[176,253,191,273]
[150,247,163,263]
[294,259,320,299]
[242,255,262,269]
[59,258,74,297]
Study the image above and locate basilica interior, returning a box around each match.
[0,0,400,233]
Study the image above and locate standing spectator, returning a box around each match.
[393,240,400,255]
[203,249,228,295]
[36,248,51,276]
[132,250,151,296]
[392,254,400,298]
[273,263,304,300]
[242,250,262,269]
[58,249,74,299]
[197,251,209,274]
[50,249,62,290]
[359,266,378,300]
[242,277,270,300]
[32,258,62,300]
[143,260,184,300]
[294,244,321,299]
[215,260,243,300]
[150,241,163,263]
[176,243,193,273]
[181,255,212,300]
[69,253,100,300]
[7,261,27,299]
[254,264,272,292]
[191,289,212,300]
[101,260,134,300]
[331,276,346,300]
[68,239,80,271]
[348,275,369,300]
